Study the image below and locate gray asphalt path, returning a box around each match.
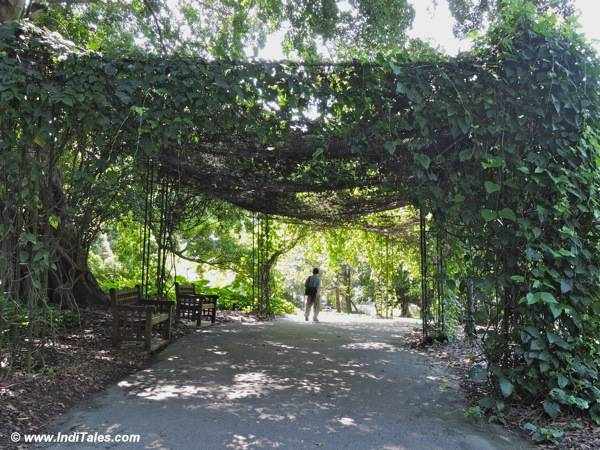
[43,312,530,450]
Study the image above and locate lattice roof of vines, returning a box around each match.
[0,20,597,228]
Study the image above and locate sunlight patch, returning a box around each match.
[342,342,397,352]
[337,417,356,426]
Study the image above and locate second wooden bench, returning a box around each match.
[175,283,218,326]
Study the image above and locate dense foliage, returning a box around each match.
[447,0,575,37]
[2,0,600,424]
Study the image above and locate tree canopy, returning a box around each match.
[1,0,416,58]
[447,0,575,37]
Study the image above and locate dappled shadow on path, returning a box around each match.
[46,315,527,450]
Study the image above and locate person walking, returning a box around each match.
[304,268,321,322]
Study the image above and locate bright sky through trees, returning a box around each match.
[257,0,600,59]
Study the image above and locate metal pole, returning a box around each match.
[420,207,428,337]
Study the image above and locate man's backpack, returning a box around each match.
[304,276,317,296]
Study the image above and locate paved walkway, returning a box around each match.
[45,312,530,449]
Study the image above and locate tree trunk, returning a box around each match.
[0,0,26,23]
[345,290,352,313]
[49,232,107,307]
[464,278,476,340]
[45,167,107,308]
[400,297,410,317]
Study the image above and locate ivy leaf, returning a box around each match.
[499,378,514,398]
[481,209,496,222]
[384,140,398,155]
[48,214,60,230]
[484,181,500,194]
[539,292,558,305]
[498,208,517,221]
[525,292,537,305]
[459,148,474,161]
[482,157,505,169]
[557,374,569,389]
[560,278,573,293]
[547,332,570,350]
[543,400,561,418]
[549,303,563,319]
[414,153,431,169]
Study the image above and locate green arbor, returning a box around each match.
[2,7,600,419]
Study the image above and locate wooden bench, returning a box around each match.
[174,283,218,326]
[109,285,174,352]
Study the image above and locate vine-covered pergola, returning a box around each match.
[2,12,600,418]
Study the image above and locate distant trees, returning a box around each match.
[447,0,575,37]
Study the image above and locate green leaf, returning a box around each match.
[49,214,60,230]
[481,209,496,221]
[130,105,148,116]
[525,292,537,305]
[23,232,37,244]
[557,374,569,389]
[498,208,517,221]
[453,193,465,203]
[478,396,495,411]
[384,140,397,155]
[414,153,431,169]
[547,332,570,350]
[590,406,600,425]
[560,278,573,293]
[543,400,561,418]
[549,303,562,319]
[539,292,558,304]
[530,339,545,351]
[459,148,474,161]
[499,378,514,398]
[484,181,500,194]
[482,157,505,169]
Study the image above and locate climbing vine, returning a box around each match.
[1,4,600,420]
